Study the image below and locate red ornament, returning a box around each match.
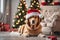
[54,2,60,5]
[1,22,4,26]
[4,24,10,31]
[41,2,47,6]
[48,36,57,40]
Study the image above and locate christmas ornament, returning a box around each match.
[48,36,57,40]
[18,20,20,22]
[25,4,27,7]
[45,0,53,4]
[20,3,22,5]
[22,10,24,13]
[54,2,60,5]
[31,5,33,7]
[16,22,19,25]
[13,25,15,27]
[41,2,47,6]
[32,3,34,5]
[19,13,21,16]
[18,6,21,9]
[37,6,39,7]
[24,2,26,4]
[17,9,20,11]
[21,19,23,21]
[36,2,39,4]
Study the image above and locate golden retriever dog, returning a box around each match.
[18,16,42,37]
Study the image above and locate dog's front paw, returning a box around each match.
[22,33,29,37]
[38,34,46,38]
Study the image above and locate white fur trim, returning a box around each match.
[26,12,43,19]
[39,14,44,19]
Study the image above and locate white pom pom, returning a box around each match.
[39,14,44,19]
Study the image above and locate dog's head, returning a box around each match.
[26,16,41,30]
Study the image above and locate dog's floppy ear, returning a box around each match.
[38,16,41,22]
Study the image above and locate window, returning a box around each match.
[1,0,3,13]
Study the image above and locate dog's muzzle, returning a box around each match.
[32,25,34,29]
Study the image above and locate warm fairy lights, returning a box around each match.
[18,20,20,22]
[22,10,24,13]
[19,13,21,16]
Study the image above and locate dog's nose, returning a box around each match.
[32,20,35,24]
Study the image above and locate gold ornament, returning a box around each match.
[31,5,33,7]
[18,6,21,8]
[25,4,27,7]
[32,3,34,5]
[16,22,19,25]
[18,9,20,11]
[37,6,39,7]
[36,2,38,4]
[22,10,24,13]
[24,2,26,4]
[20,4,22,5]
[19,13,21,16]
[18,20,20,22]
[13,25,15,27]
[21,19,23,21]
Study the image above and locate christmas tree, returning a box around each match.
[12,0,27,28]
[29,0,40,11]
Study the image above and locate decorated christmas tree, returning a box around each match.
[12,0,27,28]
[29,0,40,11]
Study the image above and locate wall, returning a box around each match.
[0,0,1,12]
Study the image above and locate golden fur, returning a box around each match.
[18,16,42,36]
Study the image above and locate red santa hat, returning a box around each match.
[26,9,44,19]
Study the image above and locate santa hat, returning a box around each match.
[26,9,44,19]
